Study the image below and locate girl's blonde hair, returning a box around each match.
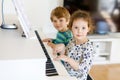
[50,6,70,22]
[68,10,95,34]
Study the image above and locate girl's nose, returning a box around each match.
[78,29,81,33]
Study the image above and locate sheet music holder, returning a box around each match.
[12,0,34,38]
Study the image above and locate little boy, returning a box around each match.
[43,6,72,53]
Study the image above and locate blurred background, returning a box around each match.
[0,0,120,34]
[64,0,120,34]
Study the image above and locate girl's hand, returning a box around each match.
[52,44,65,55]
[54,54,69,62]
[47,43,65,55]
[42,38,52,42]
[55,54,79,70]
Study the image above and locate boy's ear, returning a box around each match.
[87,27,90,33]
[66,19,70,25]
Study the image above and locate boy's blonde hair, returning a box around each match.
[50,6,70,22]
[69,10,95,34]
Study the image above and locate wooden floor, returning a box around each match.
[89,64,120,80]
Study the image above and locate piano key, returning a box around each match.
[46,69,58,73]
[35,30,59,76]
[46,72,59,76]
[46,63,54,69]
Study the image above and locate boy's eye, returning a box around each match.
[59,19,63,22]
[53,20,57,23]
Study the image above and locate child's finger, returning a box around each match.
[53,57,60,61]
[42,39,48,42]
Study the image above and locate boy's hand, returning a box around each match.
[42,38,52,42]
[47,42,55,48]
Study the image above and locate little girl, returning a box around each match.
[54,10,96,80]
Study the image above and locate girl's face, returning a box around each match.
[72,19,89,41]
[52,16,69,31]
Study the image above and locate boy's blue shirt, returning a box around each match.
[52,30,72,46]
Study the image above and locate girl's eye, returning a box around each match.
[74,26,78,29]
[82,27,86,30]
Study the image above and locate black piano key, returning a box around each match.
[35,30,51,59]
[46,63,54,69]
[46,59,52,63]
[46,69,57,73]
[45,61,59,76]
[35,30,59,76]
[46,72,58,76]
[46,59,59,76]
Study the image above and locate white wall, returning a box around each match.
[0,0,63,34]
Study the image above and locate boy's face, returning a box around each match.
[72,19,89,41]
[52,16,69,31]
